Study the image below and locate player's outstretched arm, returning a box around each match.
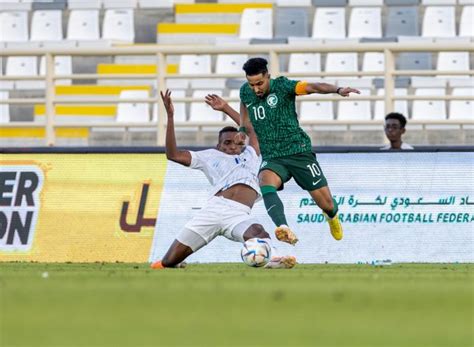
[303,82,360,97]
[160,89,192,166]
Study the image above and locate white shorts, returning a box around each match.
[176,196,259,252]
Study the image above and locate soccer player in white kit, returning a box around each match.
[150,90,296,269]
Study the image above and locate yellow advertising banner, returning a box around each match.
[0,154,167,262]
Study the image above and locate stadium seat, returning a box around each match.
[116,90,150,131]
[312,0,347,5]
[349,7,382,39]
[103,0,137,8]
[412,88,447,120]
[337,88,372,120]
[385,0,420,4]
[67,10,100,41]
[275,8,309,39]
[362,52,384,73]
[102,9,135,42]
[31,10,63,41]
[449,88,474,120]
[157,23,239,44]
[215,54,248,74]
[459,6,474,38]
[153,89,187,123]
[436,51,470,79]
[325,53,358,79]
[397,52,432,70]
[139,0,174,8]
[178,54,217,89]
[288,53,321,75]
[348,0,382,4]
[0,0,32,11]
[175,3,272,24]
[276,0,311,6]
[32,0,66,10]
[239,8,273,39]
[312,7,346,39]
[189,90,224,122]
[227,89,240,115]
[39,55,72,85]
[0,11,29,42]
[0,91,10,123]
[34,104,117,124]
[385,6,419,37]
[0,58,14,90]
[421,0,455,4]
[374,88,409,120]
[6,56,43,89]
[422,6,455,38]
[299,95,334,121]
[68,0,102,9]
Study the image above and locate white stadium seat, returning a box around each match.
[153,89,187,123]
[67,10,100,41]
[449,88,474,120]
[0,11,29,42]
[374,88,409,120]
[348,7,382,38]
[348,0,383,4]
[325,53,358,79]
[312,7,346,39]
[189,90,224,122]
[103,0,137,8]
[228,89,241,116]
[276,0,311,6]
[39,55,72,85]
[460,6,474,37]
[215,54,248,74]
[288,53,321,76]
[412,88,447,120]
[422,6,455,38]
[31,10,63,41]
[68,0,102,9]
[337,88,372,120]
[102,9,135,42]
[0,91,10,123]
[421,0,455,4]
[139,0,174,8]
[239,9,273,39]
[437,52,470,79]
[300,95,334,121]
[117,90,150,131]
[362,52,384,73]
[179,55,212,75]
[6,56,43,89]
[0,0,32,11]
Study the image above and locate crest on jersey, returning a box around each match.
[266,94,278,108]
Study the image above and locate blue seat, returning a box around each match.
[386,6,419,37]
[275,8,309,39]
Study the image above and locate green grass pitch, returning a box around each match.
[1,263,472,347]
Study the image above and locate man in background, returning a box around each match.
[381,112,414,150]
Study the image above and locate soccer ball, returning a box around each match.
[240,238,271,267]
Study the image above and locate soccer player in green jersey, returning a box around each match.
[237,57,360,245]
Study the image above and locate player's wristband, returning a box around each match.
[238,126,248,135]
[336,87,343,95]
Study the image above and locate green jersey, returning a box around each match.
[240,76,312,160]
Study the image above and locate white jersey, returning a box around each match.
[189,146,261,199]
[380,142,414,150]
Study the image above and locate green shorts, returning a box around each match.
[259,151,328,191]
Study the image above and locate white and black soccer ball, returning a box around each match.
[240,238,271,267]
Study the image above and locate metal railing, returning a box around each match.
[0,42,473,146]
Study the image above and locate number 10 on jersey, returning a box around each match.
[252,106,266,120]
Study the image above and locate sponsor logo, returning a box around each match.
[312,179,322,186]
[0,166,44,251]
[266,94,278,108]
[120,183,157,232]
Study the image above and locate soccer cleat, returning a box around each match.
[275,225,299,245]
[324,213,343,240]
[150,260,165,269]
[265,256,297,269]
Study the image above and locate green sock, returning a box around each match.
[261,185,288,227]
[324,198,339,219]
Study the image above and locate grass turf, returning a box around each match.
[0,263,472,347]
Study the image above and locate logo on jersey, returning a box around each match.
[266,94,278,108]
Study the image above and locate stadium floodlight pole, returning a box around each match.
[384,48,395,115]
[45,53,56,147]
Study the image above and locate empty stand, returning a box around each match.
[153,89,186,123]
[412,88,447,120]
[459,6,474,37]
[422,6,455,38]
[288,53,321,76]
[215,54,248,74]
[348,7,382,38]
[337,88,372,120]
[385,6,419,37]
[67,10,100,41]
[0,91,10,123]
[300,95,334,121]
[39,55,72,85]
[437,51,470,79]
[239,8,273,39]
[325,53,358,78]
[157,23,239,44]
[275,8,309,39]
[0,11,29,42]
[103,0,138,9]
[449,88,474,120]
[116,90,150,128]
[189,90,225,123]
[374,88,409,120]
[68,0,102,9]
[6,56,43,89]
[32,0,66,10]
[102,9,135,42]
[30,10,63,41]
[312,7,346,39]
[276,0,311,6]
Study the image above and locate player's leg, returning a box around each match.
[290,152,343,240]
[151,227,207,269]
[259,164,298,245]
